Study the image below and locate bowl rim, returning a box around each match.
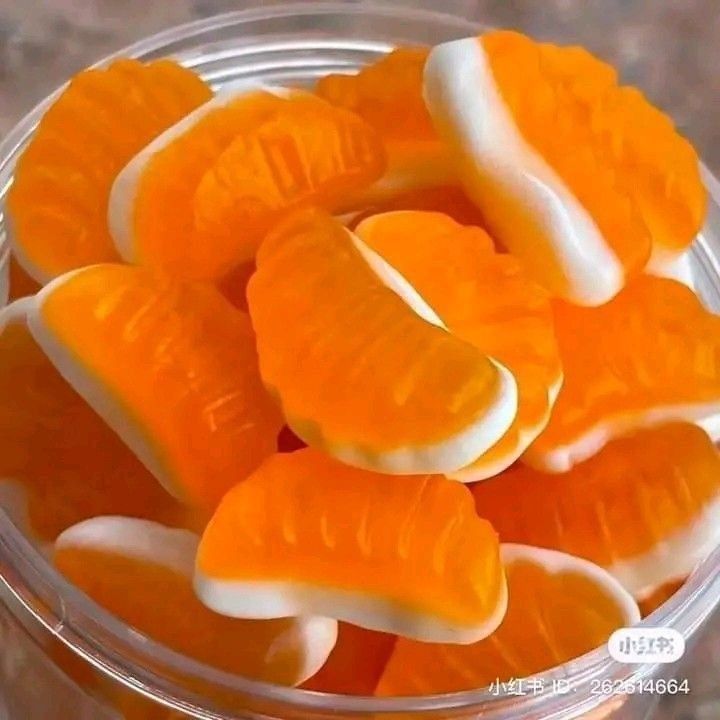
[1,2,720,717]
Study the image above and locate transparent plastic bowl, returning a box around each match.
[1,3,720,719]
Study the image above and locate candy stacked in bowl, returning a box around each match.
[0,28,717,700]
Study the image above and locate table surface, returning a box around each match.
[0,1,718,718]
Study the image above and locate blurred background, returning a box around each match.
[1,0,719,169]
[0,1,718,718]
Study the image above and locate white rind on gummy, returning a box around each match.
[57,517,339,683]
[602,492,720,600]
[24,269,178,499]
[55,516,200,578]
[265,617,340,685]
[287,355,518,475]
[698,413,720,442]
[352,217,558,480]
[194,569,508,645]
[646,245,695,289]
[524,399,720,473]
[354,145,456,203]
[288,230,517,475]
[423,38,625,306]
[501,544,641,624]
[349,230,446,329]
[107,83,289,263]
[449,373,563,482]
[0,296,33,331]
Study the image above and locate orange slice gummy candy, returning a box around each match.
[109,88,385,280]
[27,264,282,511]
[424,31,706,305]
[356,211,561,480]
[473,423,720,599]
[195,448,507,644]
[0,300,187,541]
[54,517,337,686]
[247,209,517,474]
[526,276,720,472]
[301,623,396,695]
[376,544,639,695]
[7,59,211,284]
[316,48,451,201]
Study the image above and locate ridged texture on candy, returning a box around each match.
[490,33,707,253]
[485,31,704,256]
[110,88,385,280]
[0,303,187,541]
[475,424,720,598]
[54,517,337,686]
[195,448,507,644]
[376,544,639,695]
[356,211,561,480]
[527,276,720,472]
[316,48,452,198]
[317,48,433,146]
[247,209,518,474]
[194,94,386,244]
[7,59,211,283]
[29,264,282,511]
[424,32,705,305]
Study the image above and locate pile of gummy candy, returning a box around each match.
[0,28,718,699]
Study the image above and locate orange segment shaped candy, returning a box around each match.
[109,88,385,280]
[195,449,508,644]
[54,517,337,686]
[0,300,188,541]
[301,623,396,695]
[356,211,561,480]
[27,264,283,511]
[424,32,706,305]
[473,423,720,599]
[7,59,211,283]
[316,48,452,200]
[376,544,639,695]
[526,276,720,472]
[247,210,518,474]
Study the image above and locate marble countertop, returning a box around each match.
[0,1,718,719]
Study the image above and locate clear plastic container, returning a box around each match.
[1,3,720,718]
